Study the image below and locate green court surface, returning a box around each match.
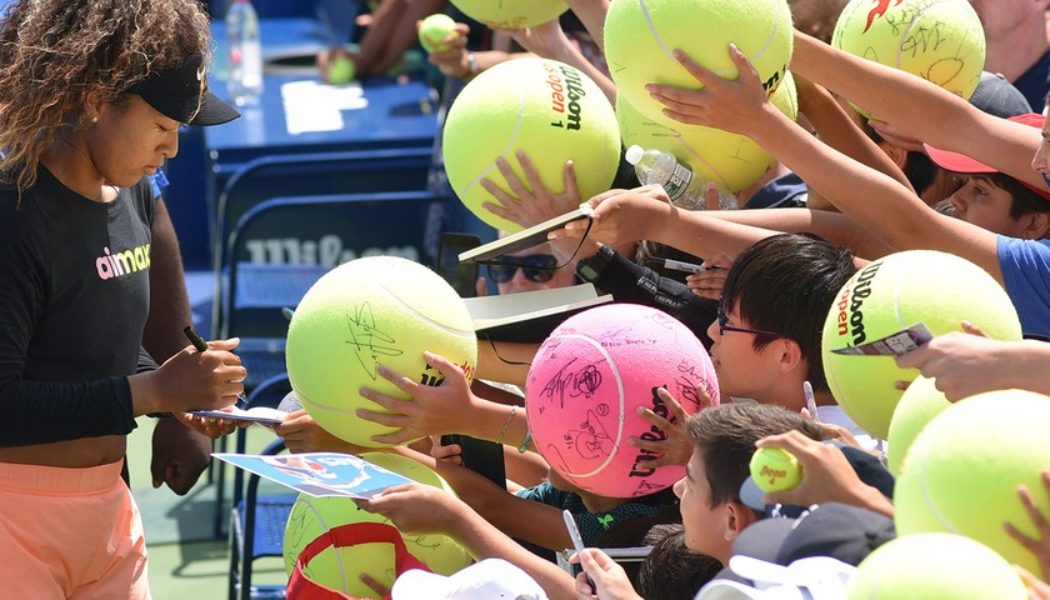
[129,417,288,599]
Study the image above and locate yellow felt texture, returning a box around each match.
[832,0,986,119]
[449,0,568,29]
[616,71,798,193]
[442,57,621,232]
[821,250,1021,439]
[286,256,477,447]
[845,533,1027,599]
[605,0,794,123]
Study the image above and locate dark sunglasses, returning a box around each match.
[717,297,780,337]
[485,254,559,283]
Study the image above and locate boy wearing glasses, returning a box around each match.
[707,234,877,447]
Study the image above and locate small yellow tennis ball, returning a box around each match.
[419,14,458,53]
[327,54,356,85]
[749,447,802,493]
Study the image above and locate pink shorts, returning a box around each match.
[0,460,151,599]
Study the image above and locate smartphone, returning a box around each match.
[437,232,481,298]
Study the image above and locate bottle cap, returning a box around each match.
[624,145,644,166]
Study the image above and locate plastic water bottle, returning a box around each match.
[226,0,263,106]
[625,145,736,210]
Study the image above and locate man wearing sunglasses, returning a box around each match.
[707,234,878,447]
[482,242,578,296]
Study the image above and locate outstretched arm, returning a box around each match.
[646,45,1003,283]
[790,31,1047,193]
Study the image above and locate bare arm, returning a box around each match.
[565,0,610,50]
[709,207,895,259]
[362,483,577,600]
[645,46,1003,284]
[395,446,572,550]
[143,199,192,362]
[476,340,538,386]
[791,31,1047,193]
[794,75,913,194]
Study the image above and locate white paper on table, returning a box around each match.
[281,80,369,135]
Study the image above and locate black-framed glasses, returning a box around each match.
[476,216,594,282]
[717,296,781,337]
[485,253,559,283]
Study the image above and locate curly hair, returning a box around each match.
[0,0,212,193]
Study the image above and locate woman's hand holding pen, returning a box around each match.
[130,333,245,416]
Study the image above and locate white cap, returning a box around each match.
[694,556,856,600]
[391,559,549,600]
[625,144,644,166]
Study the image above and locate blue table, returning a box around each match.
[164,17,438,267]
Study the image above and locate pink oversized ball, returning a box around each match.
[525,303,719,498]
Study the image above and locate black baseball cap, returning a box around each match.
[969,72,1033,119]
[731,503,896,568]
[128,53,240,126]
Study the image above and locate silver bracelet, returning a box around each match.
[495,405,516,444]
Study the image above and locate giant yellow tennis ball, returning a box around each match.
[832,0,986,119]
[283,453,473,598]
[443,57,620,232]
[604,0,794,123]
[449,0,568,29]
[749,447,802,493]
[885,375,949,476]
[419,14,458,53]
[845,533,1028,599]
[286,256,477,447]
[894,391,1050,575]
[821,250,1021,439]
[616,71,799,193]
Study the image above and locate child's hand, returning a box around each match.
[755,431,892,516]
[1004,469,1050,583]
[148,338,245,414]
[358,483,466,536]
[685,253,732,300]
[646,44,772,136]
[571,548,644,600]
[548,187,670,247]
[357,352,477,445]
[894,322,1006,401]
[275,409,366,454]
[429,434,463,466]
[481,152,581,229]
[422,22,472,78]
[626,386,711,468]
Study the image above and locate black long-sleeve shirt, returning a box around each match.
[0,168,154,446]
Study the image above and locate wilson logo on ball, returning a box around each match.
[544,62,586,131]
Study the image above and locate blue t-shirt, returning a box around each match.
[1014,49,1050,114]
[997,235,1050,339]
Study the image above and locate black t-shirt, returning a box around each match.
[0,167,154,446]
